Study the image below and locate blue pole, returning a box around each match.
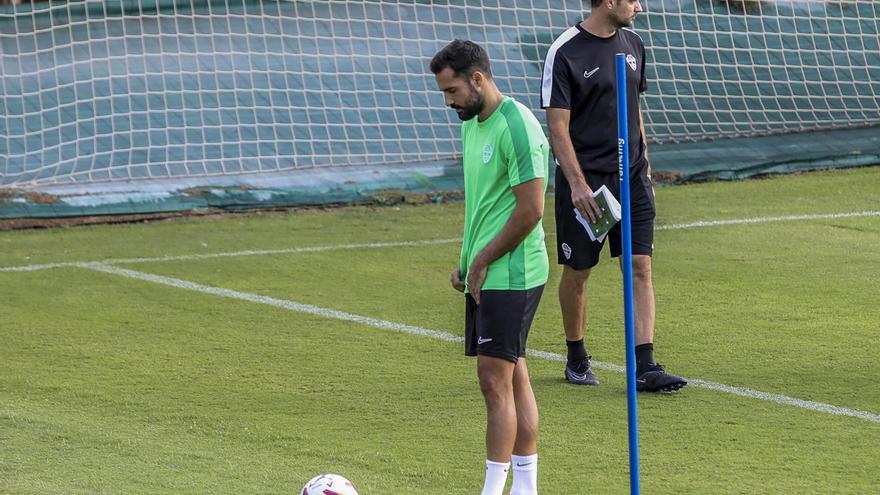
[616,53,640,495]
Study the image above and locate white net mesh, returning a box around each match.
[1,0,877,189]
[643,0,880,141]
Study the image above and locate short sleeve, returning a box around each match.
[501,121,547,187]
[541,51,572,109]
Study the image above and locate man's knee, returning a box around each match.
[561,264,591,285]
[479,367,513,407]
[631,256,652,280]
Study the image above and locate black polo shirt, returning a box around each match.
[541,24,648,174]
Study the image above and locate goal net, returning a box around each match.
[1,0,877,192]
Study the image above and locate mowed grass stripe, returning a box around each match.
[2,210,878,273]
[81,262,880,424]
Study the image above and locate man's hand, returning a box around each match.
[571,180,602,224]
[547,108,602,223]
[466,257,489,304]
[450,267,465,293]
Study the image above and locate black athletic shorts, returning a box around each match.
[464,285,545,363]
[555,161,655,270]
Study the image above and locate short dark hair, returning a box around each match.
[591,0,603,7]
[429,39,492,79]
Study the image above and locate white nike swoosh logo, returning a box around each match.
[584,67,600,79]
[477,337,493,344]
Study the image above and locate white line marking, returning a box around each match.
[656,211,880,231]
[530,347,880,422]
[0,262,81,272]
[96,239,461,265]
[0,239,459,272]
[81,262,880,424]
[82,262,460,344]
[2,211,878,273]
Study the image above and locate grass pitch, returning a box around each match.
[1,167,879,494]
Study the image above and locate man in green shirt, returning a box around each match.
[431,40,549,495]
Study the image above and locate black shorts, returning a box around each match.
[555,162,655,270]
[464,285,545,363]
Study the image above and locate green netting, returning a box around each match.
[0,160,465,219]
[652,125,880,183]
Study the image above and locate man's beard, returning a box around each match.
[452,92,484,121]
[612,12,635,29]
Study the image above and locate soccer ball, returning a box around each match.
[301,474,359,495]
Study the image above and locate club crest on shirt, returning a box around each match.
[626,54,637,71]
[482,144,494,164]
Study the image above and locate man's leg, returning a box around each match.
[559,264,589,342]
[559,265,599,385]
[478,355,517,495]
[510,358,538,495]
[623,255,687,392]
[631,255,655,346]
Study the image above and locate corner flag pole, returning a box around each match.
[616,53,640,495]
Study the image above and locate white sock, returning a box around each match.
[480,459,510,495]
[509,454,538,495]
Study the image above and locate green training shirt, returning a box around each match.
[460,96,550,292]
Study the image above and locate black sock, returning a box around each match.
[635,343,654,374]
[566,339,588,364]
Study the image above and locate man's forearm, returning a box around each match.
[548,129,587,188]
[473,181,544,268]
[546,108,587,189]
[639,109,651,177]
[475,208,541,268]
